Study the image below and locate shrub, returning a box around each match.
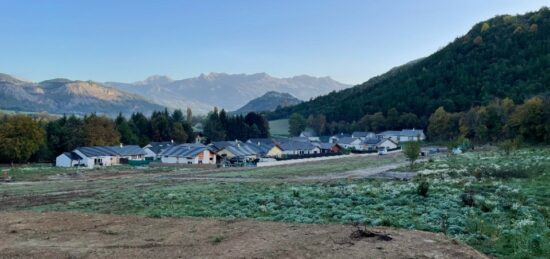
[417,180,430,197]
[461,192,475,207]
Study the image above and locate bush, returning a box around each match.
[461,192,475,207]
[417,180,430,197]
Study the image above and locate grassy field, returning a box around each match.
[2,148,549,258]
[268,119,289,137]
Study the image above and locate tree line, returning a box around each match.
[427,96,550,144]
[203,108,269,141]
[287,108,424,136]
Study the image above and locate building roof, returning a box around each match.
[111,145,147,156]
[210,140,242,151]
[317,142,339,149]
[75,145,146,157]
[246,139,276,155]
[145,141,175,154]
[400,129,425,137]
[62,152,83,160]
[223,143,261,157]
[159,143,208,158]
[363,137,383,145]
[277,140,316,151]
[76,146,119,157]
[300,130,318,138]
[352,131,375,138]
[289,136,311,142]
[377,130,401,136]
[330,133,351,139]
[337,137,360,145]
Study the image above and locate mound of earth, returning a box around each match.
[0,212,487,259]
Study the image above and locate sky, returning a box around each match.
[0,0,547,85]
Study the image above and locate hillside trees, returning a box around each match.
[0,115,45,164]
[203,109,270,142]
[83,114,121,146]
[288,113,306,136]
[268,8,550,125]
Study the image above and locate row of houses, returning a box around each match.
[55,129,425,168]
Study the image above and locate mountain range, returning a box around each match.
[269,7,550,122]
[105,73,349,114]
[0,74,163,116]
[233,91,302,114]
[0,72,349,116]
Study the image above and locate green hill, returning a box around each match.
[269,7,550,123]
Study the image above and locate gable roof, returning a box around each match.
[62,152,83,160]
[247,138,275,146]
[159,143,209,158]
[377,130,401,137]
[352,131,375,138]
[210,141,242,151]
[76,146,119,157]
[277,140,316,151]
[145,142,175,154]
[363,137,383,145]
[337,137,361,145]
[300,130,318,138]
[223,143,261,157]
[317,142,340,149]
[330,133,351,138]
[400,129,425,137]
[111,145,146,156]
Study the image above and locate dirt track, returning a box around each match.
[0,212,487,259]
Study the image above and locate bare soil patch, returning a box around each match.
[0,212,487,259]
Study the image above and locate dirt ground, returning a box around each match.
[0,212,487,259]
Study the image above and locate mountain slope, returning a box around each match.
[106,73,349,113]
[269,7,550,122]
[234,91,302,114]
[0,74,164,116]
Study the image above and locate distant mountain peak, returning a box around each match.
[234,91,302,114]
[137,75,173,85]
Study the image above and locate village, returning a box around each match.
[55,129,425,168]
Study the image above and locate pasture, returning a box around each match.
[1,148,549,258]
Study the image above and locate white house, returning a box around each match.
[56,145,146,168]
[55,152,84,167]
[352,131,376,140]
[277,140,320,156]
[329,133,351,144]
[160,144,217,164]
[299,130,320,142]
[337,137,364,150]
[143,141,175,160]
[399,129,426,142]
[363,138,398,152]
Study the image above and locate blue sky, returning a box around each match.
[0,0,547,85]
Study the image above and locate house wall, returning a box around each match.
[143,148,156,158]
[161,150,216,164]
[267,146,283,158]
[217,149,236,159]
[55,154,75,167]
[379,140,398,150]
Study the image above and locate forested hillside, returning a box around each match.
[269,8,550,123]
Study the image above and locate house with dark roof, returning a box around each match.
[299,130,320,142]
[316,143,343,154]
[377,129,426,143]
[362,138,398,152]
[336,137,363,150]
[159,143,217,164]
[272,140,320,156]
[246,138,276,156]
[216,142,261,161]
[55,152,84,167]
[399,129,426,142]
[351,131,376,140]
[329,133,351,144]
[56,144,146,168]
[143,141,175,159]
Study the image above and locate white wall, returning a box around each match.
[55,154,74,167]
